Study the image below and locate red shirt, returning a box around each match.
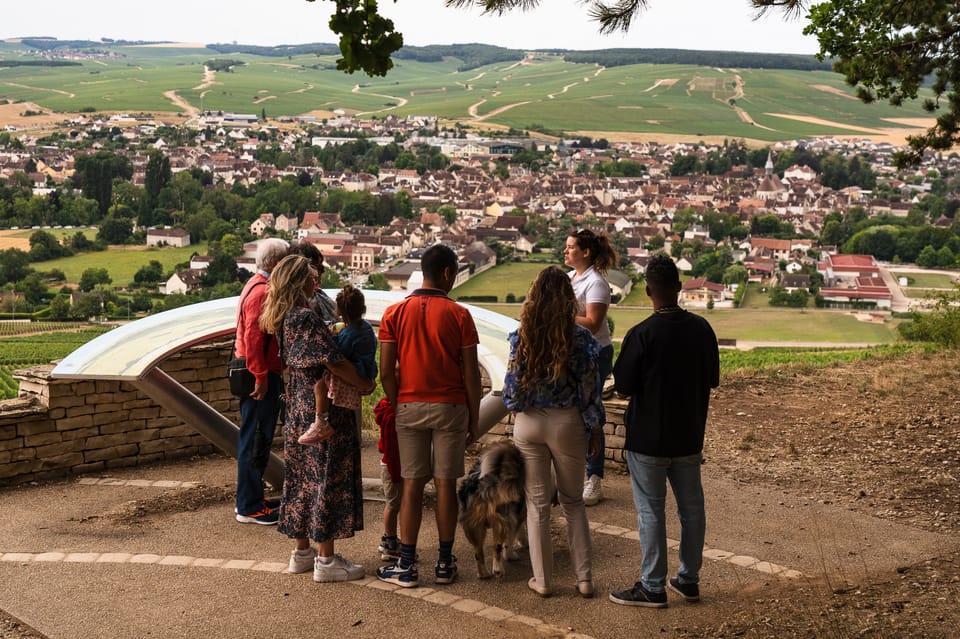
[235,274,282,385]
[378,288,479,404]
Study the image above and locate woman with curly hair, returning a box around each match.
[259,254,373,583]
[502,265,605,598]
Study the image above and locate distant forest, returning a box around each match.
[17,38,831,72]
[206,43,341,57]
[395,44,522,71]
[0,60,81,67]
[558,48,832,71]
[19,38,165,50]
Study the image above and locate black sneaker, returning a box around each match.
[668,577,700,602]
[609,582,668,608]
[378,535,400,561]
[434,556,458,584]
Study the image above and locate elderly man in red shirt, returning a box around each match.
[234,237,288,524]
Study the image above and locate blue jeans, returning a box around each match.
[236,371,282,515]
[585,344,614,478]
[626,451,705,592]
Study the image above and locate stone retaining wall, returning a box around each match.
[0,340,629,486]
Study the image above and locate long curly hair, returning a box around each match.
[515,266,579,388]
[259,254,317,335]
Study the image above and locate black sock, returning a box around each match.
[438,540,454,563]
[399,543,417,568]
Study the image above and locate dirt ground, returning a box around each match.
[2,350,958,638]
[683,347,960,638]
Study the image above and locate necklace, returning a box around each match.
[655,304,683,314]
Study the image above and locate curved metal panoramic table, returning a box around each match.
[50,290,518,489]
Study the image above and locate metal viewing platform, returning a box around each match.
[51,291,517,488]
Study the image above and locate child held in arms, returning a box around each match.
[299,285,377,445]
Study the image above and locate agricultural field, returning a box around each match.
[0,46,934,142]
[33,243,207,285]
[716,342,924,375]
[454,262,900,343]
[476,301,900,344]
[0,325,112,399]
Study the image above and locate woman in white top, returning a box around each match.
[565,229,619,506]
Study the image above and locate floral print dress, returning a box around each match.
[277,306,363,542]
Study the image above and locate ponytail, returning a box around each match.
[570,229,618,275]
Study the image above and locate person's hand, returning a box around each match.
[466,421,480,445]
[360,379,377,395]
[250,382,266,401]
[587,428,601,459]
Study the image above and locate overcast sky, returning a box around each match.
[3,0,819,55]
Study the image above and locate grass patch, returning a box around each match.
[718,343,925,375]
[34,243,207,285]
[891,271,958,288]
[452,261,562,302]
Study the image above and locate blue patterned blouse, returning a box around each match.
[502,324,605,432]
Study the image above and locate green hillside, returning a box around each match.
[0,42,932,141]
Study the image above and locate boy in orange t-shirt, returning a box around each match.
[375,244,481,588]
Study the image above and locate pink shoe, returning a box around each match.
[298,417,333,446]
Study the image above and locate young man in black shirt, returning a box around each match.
[609,253,719,607]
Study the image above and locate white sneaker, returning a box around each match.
[289,547,317,574]
[314,554,365,583]
[583,475,604,506]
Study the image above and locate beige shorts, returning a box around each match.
[379,462,402,510]
[395,402,468,480]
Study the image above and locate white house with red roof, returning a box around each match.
[680,277,729,307]
[817,253,892,308]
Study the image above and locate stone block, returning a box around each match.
[64,404,97,418]
[0,425,16,440]
[129,407,160,420]
[84,445,138,463]
[17,421,56,437]
[12,447,39,462]
[159,425,196,438]
[23,432,63,447]
[37,453,84,471]
[47,408,66,420]
[95,380,121,394]
[85,393,118,405]
[36,440,85,458]
[139,439,177,455]
[93,412,129,428]
[0,460,37,479]
[0,437,24,452]
[72,462,106,475]
[171,369,199,383]
[124,429,160,444]
[54,415,94,431]
[121,398,154,410]
[86,433,134,449]
[60,427,99,442]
